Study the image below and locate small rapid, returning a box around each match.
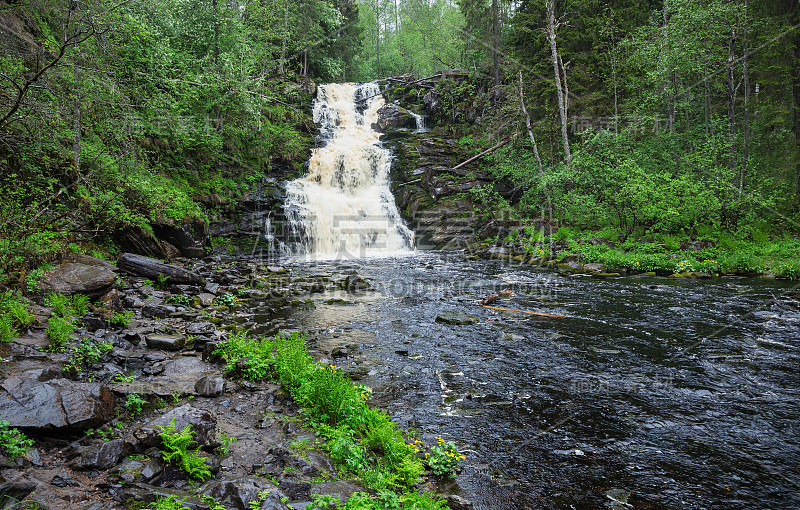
[283,83,413,259]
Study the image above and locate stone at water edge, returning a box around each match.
[435,312,480,325]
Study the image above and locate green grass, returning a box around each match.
[213,331,460,503]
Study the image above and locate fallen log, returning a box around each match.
[482,305,566,318]
[479,288,513,306]
[117,253,202,284]
[452,133,520,170]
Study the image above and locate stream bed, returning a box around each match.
[252,251,800,509]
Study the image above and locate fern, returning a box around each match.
[156,418,211,481]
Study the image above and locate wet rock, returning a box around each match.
[205,282,220,295]
[137,404,217,448]
[195,375,225,397]
[141,456,165,482]
[0,377,113,430]
[51,472,81,487]
[186,322,216,336]
[71,439,132,470]
[39,262,116,298]
[446,495,474,510]
[117,253,202,284]
[110,459,145,483]
[122,484,207,510]
[0,481,37,506]
[308,481,364,505]
[340,274,371,292]
[435,313,479,325]
[146,334,185,351]
[143,304,175,319]
[200,476,285,510]
[373,103,416,131]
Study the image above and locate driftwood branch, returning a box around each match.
[452,133,520,170]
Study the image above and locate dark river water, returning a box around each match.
[255,251,800,509]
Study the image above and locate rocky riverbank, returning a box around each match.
[0,253,472,510]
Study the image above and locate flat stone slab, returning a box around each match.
[146,334,185,351]
[0,377,113,430]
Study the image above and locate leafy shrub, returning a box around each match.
[165,294,192,306]
[0,315,14,343]
[214,293,238,307]
[157,418,211,481]
[0,420,35,459]
[24,264,52,293]
[45,317,74,351]
[146,495,191,510]
[214,331,277,381]
[425,438,465,477]
[125,393,147,416]
[772,260,800,280]
[108,311,135,326]
[65,339,114,374]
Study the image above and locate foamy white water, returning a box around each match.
[284,83,413,259]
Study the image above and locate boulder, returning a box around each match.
[199,476,285,510]
[71,439,133,470]
[117,253,202,284]
[0,377,114,430]
[435,313,479,326]
[146,334,185,351]
[136,405,217,448]
[39,262,116,298]
[373,103,416,131]
[194,375,225,397]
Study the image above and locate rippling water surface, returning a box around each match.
[262,252,800,509]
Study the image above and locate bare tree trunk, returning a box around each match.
[492,0,500,98]
[547,0,570,163]
[279,0,288,74]
[728,28,737,177]
[559,53,569,122]
[376,0,380,76]
[519,71,552,219]
[740,0,750,193]
[212,0,220,65]
[73,63,81,173]
[393,0,399,33]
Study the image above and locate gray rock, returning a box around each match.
[195,375,225,397]
[0,377,113,430]
[141,456,165,482]
[186,322,215,336]
[143,304,175,319]
[435,313,480,325]
[137,404,217,448]
[373,103,416,131]
[200,476,284,510]
[447,495,474,510]
[121,484,207,510]
[146,334,185,351]
[51,472,80,487]
[204,282,220,295]
[308,480,363,503]
[39,262,116,298]
[71,439,132,470]
[198,293,215,306]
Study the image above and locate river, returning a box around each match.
[267,82,799,509]
[255,251,800,510]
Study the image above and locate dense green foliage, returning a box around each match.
[450,0,800,244]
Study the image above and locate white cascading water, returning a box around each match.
[284,83,414,259]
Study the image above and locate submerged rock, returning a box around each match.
[435,313,480,325]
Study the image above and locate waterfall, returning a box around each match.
[284,83,414,259]
[410,111,428,132]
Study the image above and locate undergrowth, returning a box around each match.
[214,331,462,507]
